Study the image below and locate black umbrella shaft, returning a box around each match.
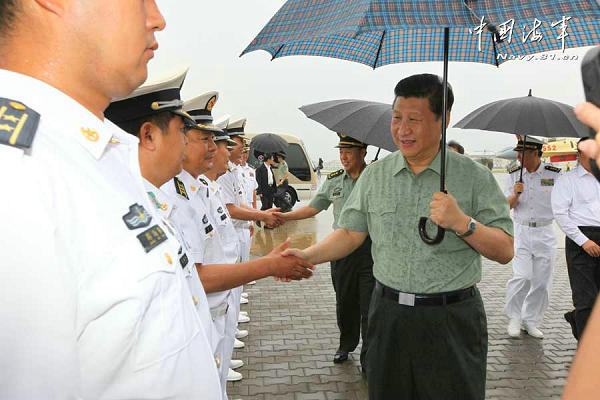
[440,27,449,192]
[519,135,527,182]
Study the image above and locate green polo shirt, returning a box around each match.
[309,167,363,229]
[338,150,513,294]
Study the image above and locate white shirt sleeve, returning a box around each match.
[217,172,236,205]
[503,172,515,197]
[0,152,79,399]
[552,174,589,246]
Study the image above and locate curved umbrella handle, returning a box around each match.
[418,216,446,245]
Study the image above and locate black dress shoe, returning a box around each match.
[333,351,348,364]
[564,310,579,340]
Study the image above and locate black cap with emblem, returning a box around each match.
[334,133,367,149]
[105,68,197,129]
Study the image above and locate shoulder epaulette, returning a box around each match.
[198,177,209,186]
[545,165,561,173]
[508,166,522,174]
[174,177,189,200]
[328,169,344,179]
[0,98,40,150]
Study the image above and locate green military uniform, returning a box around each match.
[273,159,289,184]
[309,133,374,371]
[339,149,513,399]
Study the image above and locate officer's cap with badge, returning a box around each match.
[225,117,247,140]
[212,114,237,147]
[335,133,367,149]
[513,135,544,152]
[183,91,225,134]
[105,67,197,130]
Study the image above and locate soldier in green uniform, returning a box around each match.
[281,134,374,372]
[285,74,514,400]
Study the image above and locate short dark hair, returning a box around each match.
[393,73,454,119]
[0,0,20,38]
[448,140,464,154]
[117,111,177,137]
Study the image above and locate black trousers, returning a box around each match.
[566,226,600,339]
[330,237,374,368]
[260,193,274,210]
[366,285,487,400]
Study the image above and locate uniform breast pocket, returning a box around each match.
[134,248,200,370]
[368,202,397,244]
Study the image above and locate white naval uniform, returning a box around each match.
[163,170,234,399]
[200,175,243,399]
[0,69,221,399]
[217,163,252,262]
[551,165,600,246]
[504,163,562,325]
[241,164,258,206]
[144,181,220,355]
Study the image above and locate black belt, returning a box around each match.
[376,281,475,306]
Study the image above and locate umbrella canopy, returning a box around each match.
[242,1,600,68]
[454,90,588,138]
[250,133,289,155]
[242,0,600,244]
[300,99,397,152]
[494,146,518,160]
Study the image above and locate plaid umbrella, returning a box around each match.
[242,1,600,68]
[242,0,600,244]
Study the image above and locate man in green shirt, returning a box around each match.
[281,134,374,372]
[285,74,514,400]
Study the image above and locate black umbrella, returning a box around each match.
[300,100,397,153]
[455,89,587,182]
[250,133,289,155]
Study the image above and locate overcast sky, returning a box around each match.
[147,0,591,162]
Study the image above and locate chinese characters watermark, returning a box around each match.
[468,16,575,54]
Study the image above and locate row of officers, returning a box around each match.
[1,66,313,400]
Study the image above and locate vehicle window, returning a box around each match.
[248,143,312,181]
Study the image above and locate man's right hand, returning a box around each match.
[266,239,314,280]
[514,182,524,194]
[262,208,284,227]
[582,240,600,257]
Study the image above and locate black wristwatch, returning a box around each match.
[455,218,477,239]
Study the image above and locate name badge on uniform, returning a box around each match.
[540,178,554,186]
[332,188,342,198]
[136,225,167,253]
[122,203,152,230]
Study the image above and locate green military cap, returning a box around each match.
[335,133,367,149]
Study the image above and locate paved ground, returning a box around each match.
[227,209,577,400]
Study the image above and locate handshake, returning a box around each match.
[259,208,287,229]
[265,238,314,282]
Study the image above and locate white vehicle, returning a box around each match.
[244,132,318,206]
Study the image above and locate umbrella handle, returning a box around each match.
[418,27,449,246]
[418,217,446,245]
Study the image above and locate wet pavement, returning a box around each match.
[227,199,577,400]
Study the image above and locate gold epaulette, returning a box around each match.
[508,166,522,174]
[327,169,344,179]
[545,165,561,173]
